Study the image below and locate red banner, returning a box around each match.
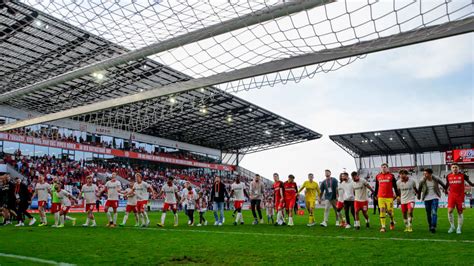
[0,133,235,171]
[446,149,474,164]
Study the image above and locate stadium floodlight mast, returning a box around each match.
[0,0,334,103]
[0,16,472,132]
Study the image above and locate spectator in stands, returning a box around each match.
[418,168,447,233]
[210,176,228,226]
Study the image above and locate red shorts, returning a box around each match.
[448,195,464,210]
[126,205,137,213]
[38,201,47,208]
[61,206,71,215]
[163,202,177,212]
[354,201,368,212]
[51,203,61,214]
[401,202,415,213]
[85,203,95,212]
[234,200,244,209]
[105,200,119,210]
[285,198,296,210]
[336,201,344,210]
[137,200,147,212]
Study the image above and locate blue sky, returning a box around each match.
[237,33,473,184]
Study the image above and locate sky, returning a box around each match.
[237,33,474,184]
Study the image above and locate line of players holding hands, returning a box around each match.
[6,163,473,235]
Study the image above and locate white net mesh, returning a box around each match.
[0,0,473,132]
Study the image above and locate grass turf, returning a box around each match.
[0,208,473,265]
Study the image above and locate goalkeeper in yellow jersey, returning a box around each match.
[298,173,321,226]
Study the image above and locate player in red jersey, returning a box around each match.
[272,173,285,226]
[374,163,399,232]
[446,164,473,234]
[283,175,298,226]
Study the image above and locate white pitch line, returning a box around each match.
[0,253,75,266]
[135,227,474,244]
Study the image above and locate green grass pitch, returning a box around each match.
[0,208,473,265]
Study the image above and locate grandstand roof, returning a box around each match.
[0,1,321,154]
[330,122,474,158]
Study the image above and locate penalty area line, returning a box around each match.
[0,253,75,266]
[134,227,474,244]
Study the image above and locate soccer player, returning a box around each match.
[157,177,180,227]
[230,176,249,226]
[397,169,418,232]
[32,175,50,226]
[319,170,340,227]
[133,173,155,227]
[196,191,208,226]
[272,173,285,226]
[0,173,12,226]
[57,185,77,228]
[100,173,122,228]
[298,173,321,227]
[374,163,399,232]
[446,164,473,234]
[120,180,139,227]
[283,175,298,226]
[50,180,62,228]
[336,175,346,227]
[351,171,374,230]
[80,176,98,227]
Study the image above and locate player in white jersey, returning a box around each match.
[336,177,346,227]
[132,173,156,227]
[157,177,180,227]
[56,185,77,228]
[80,176,98,227]
[230,177,249,226]
[120,179,139,227]
[32,175,50,226]
[99,172,122,227]
[351,172,374,230]
[396,169,419,232]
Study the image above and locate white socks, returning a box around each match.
[458,213,463,229]
[448,212,455,228]
[54,213,60,226]
[144,211,150,224]
[174,213,178,224]
[113,213,117,224]
[60,215,65,225]
[161,213,166,224]
[123,213,129,224]
[107,211,112,222]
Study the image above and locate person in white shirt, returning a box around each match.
[133,173,155,227]
[182,185,198,226]
[340,172,355,229]
[80,176,98,227]
[336,176,346,227]
[120,179,139,227]
[32,175,50,226]
[57,185,77,228]
[157,177,180,227]
[99,172,122,227]
[397,169,419,232]
[351,171,374,230]
[230,177,249,226]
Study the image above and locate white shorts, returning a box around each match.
[199,208,207,213]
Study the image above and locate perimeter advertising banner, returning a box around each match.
[446,149,474,164]
[0,133,235,171]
